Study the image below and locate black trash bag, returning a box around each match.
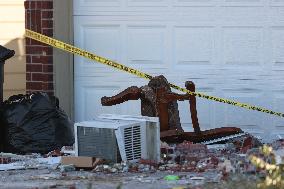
[2,92,74,154]
[0,108,5,152]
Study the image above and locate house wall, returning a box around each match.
[53,0,74,120]
[25,0,74,119]
[0,0,26,99]
[25,0,54,95]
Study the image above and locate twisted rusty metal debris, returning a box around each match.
[102,75,182,131]
[101,75,243,143]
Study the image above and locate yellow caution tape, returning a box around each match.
[25,29,284,118]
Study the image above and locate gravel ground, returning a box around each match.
[0,168,262,189]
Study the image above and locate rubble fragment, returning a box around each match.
[0,163,25,171]
[164,175,180,181]
[61,157,94,169]
[59,164,76,172]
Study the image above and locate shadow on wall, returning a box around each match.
[2,36,26,100]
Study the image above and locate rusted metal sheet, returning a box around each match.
[101,75,182,130]
[160,127,243,143]
[101,86,142,106]
[101,75,243,143]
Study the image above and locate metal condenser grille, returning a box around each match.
[124,125,141,161]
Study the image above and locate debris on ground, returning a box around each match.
[0,102,281,188]
[164,175,180,181]
[1,133,282,188]
[61,156,104,169]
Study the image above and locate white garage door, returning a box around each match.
[74,0,284,139]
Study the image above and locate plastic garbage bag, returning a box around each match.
[1,92,74,154]
[0,108,5,152]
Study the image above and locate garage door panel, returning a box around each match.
[75,82,122,121]
[173,0,215,7]
[222,7,265,24]
[196,95,215,130]
[272,27,284,65]
[83,26,121,61]
[74,21,122,76]
[127,0,168,7]
[175,81,216,131]
[221,0,264,7]
[127,25,167,69]
[223,27,263,65]
[263,93,284,138]
[178,102,213,132]
[74,0,167,15]
[270,7,284,22]
[220,93,264,129]
[272,127,284,139]
[178,94,215,132]
[83,86,120,121]
[74,0,121,10]
[75,78,150,121]
[75,1,216,17]
[174,26,214,67]
[271,0,284,7]
[75,74,150,87]
[272,93,284,127]
[222,91,266,130]
[176,7,215,22]
[181,72,265,89]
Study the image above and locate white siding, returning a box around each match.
[0,0,26,99]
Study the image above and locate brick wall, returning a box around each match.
[25,0,54,95]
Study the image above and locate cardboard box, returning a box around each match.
[61,156,95,168]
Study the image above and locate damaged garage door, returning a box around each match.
[73,0,284,140]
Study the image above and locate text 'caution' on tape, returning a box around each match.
[25,29,284,118]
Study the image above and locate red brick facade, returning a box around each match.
[25,0,54,95]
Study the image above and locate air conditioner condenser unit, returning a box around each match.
[98,114,160,162]
[74,116,160,163]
